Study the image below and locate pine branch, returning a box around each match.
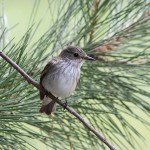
[0,51,117,150]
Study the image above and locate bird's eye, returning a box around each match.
[74,53,79,57]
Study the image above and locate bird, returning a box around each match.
[39,45,95,115]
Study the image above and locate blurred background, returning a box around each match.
[0,0,150,150]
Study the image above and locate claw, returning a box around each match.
[63,99,68,109]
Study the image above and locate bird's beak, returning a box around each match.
[82,55,95,61]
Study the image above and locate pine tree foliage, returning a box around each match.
[0,0,150,150]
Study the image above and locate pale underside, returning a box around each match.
[42,61,81,98]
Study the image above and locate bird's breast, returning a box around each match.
[42,63,80,98]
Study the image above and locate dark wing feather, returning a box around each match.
[77,78,80,87]
[40,58,60,100]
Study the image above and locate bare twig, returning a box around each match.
[0,51,117,150]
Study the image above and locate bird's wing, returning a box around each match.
[40,58,61,100]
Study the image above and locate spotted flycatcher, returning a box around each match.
[39,46,94,115]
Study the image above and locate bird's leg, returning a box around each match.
[63,98,68,109]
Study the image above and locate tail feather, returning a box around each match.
[39,96,57,115]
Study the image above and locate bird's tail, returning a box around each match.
[39,96,57,115]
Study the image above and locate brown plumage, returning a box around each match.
[39,100,56,115]
[39,46,94,115]
[39,59,59,100]
[39,59,59,114]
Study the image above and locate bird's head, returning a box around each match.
[60,46,95,65]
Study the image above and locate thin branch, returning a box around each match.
[0,51,117,150]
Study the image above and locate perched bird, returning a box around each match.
[39,46,95,115]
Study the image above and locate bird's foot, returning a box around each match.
[62,99,68,109]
